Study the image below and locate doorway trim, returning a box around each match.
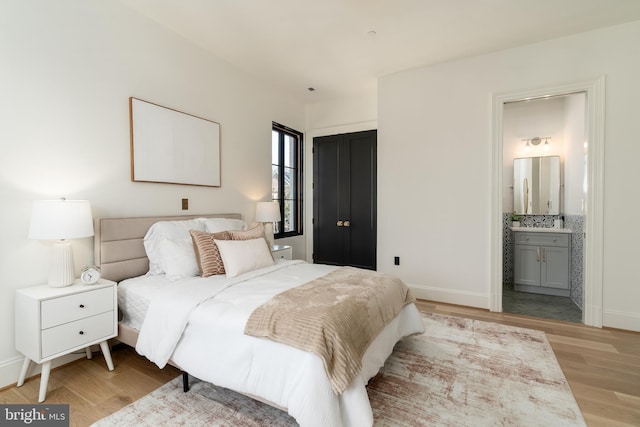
[490,76,605,327]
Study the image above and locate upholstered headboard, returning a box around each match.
[94,213,242,282]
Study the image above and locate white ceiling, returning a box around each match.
[120,0,640,103]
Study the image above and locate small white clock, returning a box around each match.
[80,266,101,285]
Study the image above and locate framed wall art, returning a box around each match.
[129,97,221,187]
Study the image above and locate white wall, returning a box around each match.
[0,0,305,388]
[378,21,640,330]
[563,94,587,216]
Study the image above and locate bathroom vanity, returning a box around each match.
[512,227,572,296]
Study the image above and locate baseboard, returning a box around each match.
[603,309,640,332]
[0,356,24,390]
[0,353,85,390]
[408,283,489,309]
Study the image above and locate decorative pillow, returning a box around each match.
[190,230,231,277]
[214,238,274,278]
[143,219,206,275]
[228,223,265,241]
[199,218,247,233]
[158,239,200,281]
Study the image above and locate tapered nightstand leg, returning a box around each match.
[85,347,93,359]
[99,341,114,371]
[17,357,31,387]
[38,361,51,402]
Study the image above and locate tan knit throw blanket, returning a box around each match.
[244,266,415,394]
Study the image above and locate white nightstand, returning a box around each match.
[15,279,117,402]
[272,244,293,260]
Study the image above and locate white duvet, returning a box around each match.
[132,260,425,427]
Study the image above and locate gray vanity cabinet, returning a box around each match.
[513,231,571,296]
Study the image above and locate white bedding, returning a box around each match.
[124,260,425,427]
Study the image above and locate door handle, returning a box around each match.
[343,220,350,227]
[536,247,540,262]
[336,220,344,227]
[542,248,546,262]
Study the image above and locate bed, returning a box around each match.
[94,214,425,427]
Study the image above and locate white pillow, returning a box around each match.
[214,238,274,278]
[199,218,247,233]
[143,219,206,275]
[158,239,200,281]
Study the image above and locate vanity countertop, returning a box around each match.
[510,226,572,234]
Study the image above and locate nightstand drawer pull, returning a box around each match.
[79,304,85,308]
[79,330,84,335]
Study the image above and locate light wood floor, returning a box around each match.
[1,300,638,427]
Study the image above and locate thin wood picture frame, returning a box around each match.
[129,97,221,187]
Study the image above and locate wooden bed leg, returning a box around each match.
[182,371,189,392]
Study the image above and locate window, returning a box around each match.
[272,122,303,238]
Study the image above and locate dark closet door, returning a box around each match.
[313,130,377,270]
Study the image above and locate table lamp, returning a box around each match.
[28,199,94,287]
[255,201,281,248]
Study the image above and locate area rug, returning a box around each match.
[92,313,586,426]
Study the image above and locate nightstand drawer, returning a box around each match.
[41,287,114,329]
[41,311,115,359]
[271,245,292,260]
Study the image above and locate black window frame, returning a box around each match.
[272,122,303,238]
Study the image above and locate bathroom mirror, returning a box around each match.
[513,156,560,215]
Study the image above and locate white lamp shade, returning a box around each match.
[29,199,94,240]
[255,201,281,223]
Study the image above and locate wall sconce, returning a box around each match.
[522,137,551,152]
[255,201,281,248]
[29,198,94,287]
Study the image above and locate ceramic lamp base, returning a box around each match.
[48,240,75,287]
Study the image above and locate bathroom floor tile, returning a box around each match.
[503,283,582,323]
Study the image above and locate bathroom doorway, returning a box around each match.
[501,93,586,323]
[489,77,605,328]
